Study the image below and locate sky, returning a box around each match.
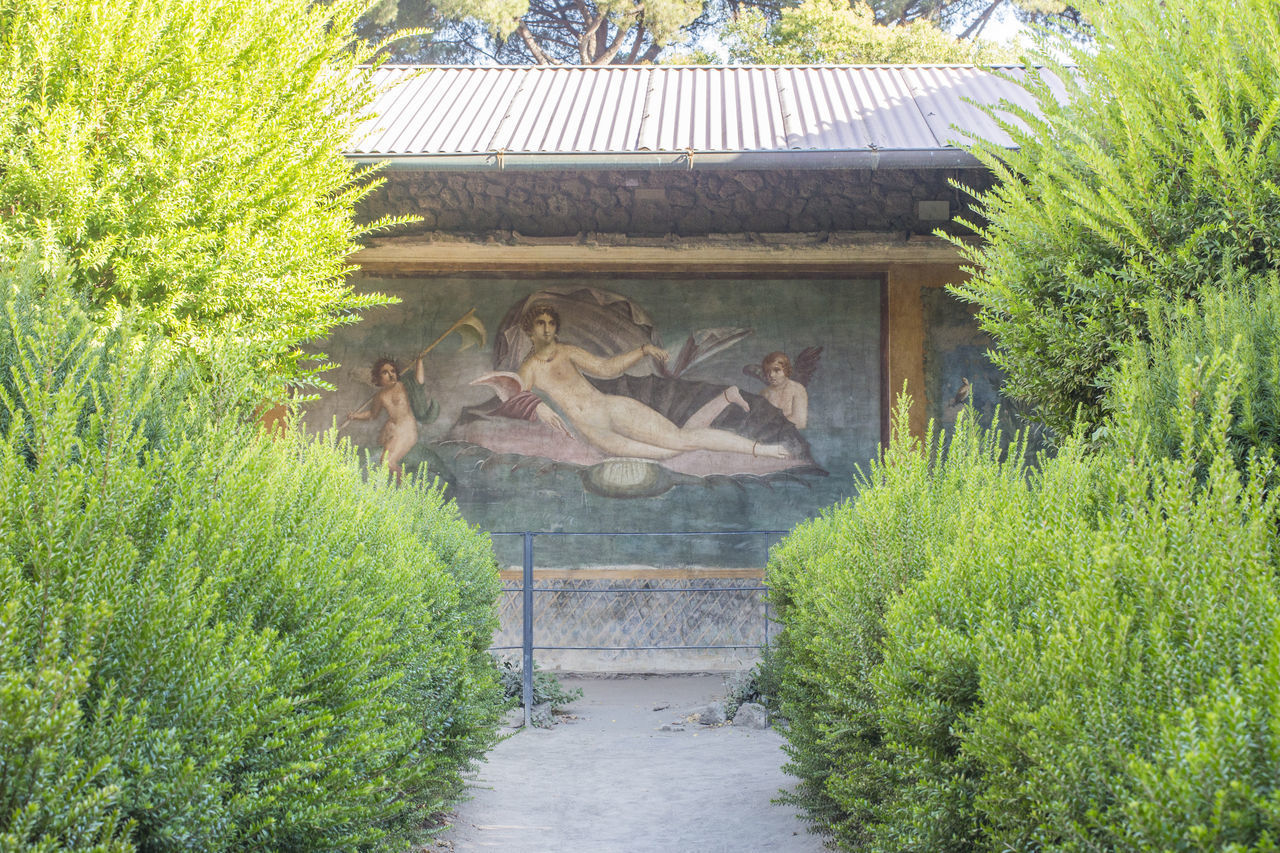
[681,0,1041,64]
[984,3,1036,46]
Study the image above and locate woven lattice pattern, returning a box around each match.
[493,578,770,651]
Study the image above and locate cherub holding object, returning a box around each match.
[346,355,438,475]
[341,308,482,476]
[745,347,822,429]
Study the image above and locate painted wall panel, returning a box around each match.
[307,275,882,564]
[921,286,1046,451]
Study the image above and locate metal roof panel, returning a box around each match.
[352,64,1055,163]
[492,66,651,153]
[641,66,787,151]
[899,65,1046,149]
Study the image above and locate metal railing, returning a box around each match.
[489,530,785,727]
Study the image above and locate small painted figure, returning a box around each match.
[515,302,788,460]
[943,376,972,424]
[758,351,809,429]
[348,355,437,475]
[744,347,823,429]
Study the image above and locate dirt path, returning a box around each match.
[426,675,829,853]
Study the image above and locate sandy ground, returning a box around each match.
[425,675,831,853]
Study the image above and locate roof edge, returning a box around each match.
[348,149,984,171]
[362,62,1056,70]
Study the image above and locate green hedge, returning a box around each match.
[0,269,503,851]
[1105,273,1280,472]
[767,397,1033,849]
[951,0,1280,437]
[0,0,397,392]
[769,371,1280,850]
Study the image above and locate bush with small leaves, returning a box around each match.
[770,360,1280,850]
[0,264,503,851]
[951,0,1280,438]
[766,393,1026,848]
[1103,271,1280,474]
[0,0,404,397]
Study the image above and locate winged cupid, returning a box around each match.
[340,309,486,476]
[744,347,823,429]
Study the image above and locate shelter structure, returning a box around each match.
[308,66,1038,664]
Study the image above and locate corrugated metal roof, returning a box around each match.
[348,64,1054,170]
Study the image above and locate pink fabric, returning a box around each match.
[492,390,543,421]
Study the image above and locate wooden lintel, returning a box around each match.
[352,232,969,274]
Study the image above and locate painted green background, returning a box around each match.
[307,274,882,566]
[922,287,1048,455]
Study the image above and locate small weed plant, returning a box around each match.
[496,658,584,711]
[722,649,780,721]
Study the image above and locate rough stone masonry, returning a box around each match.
[361,167,994,239]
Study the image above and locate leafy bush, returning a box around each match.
[0,0,399,393]
[495,658,583,711]
[951,0,1280,437]
[0,266,503,851]
[766,395,1026,848]
[1104,271,1280,471]
[770,365,1280,850]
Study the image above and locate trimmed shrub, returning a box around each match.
[0,0,399,392]
[951,0,1280,437]
[0,266,503,851]
[1105,271,1280,470]
[770,357,1280,850]
[766,395,1027,848]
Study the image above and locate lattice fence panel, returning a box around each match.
[494,578,769,650]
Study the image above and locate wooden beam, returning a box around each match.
[353,231,969,274]
[886,262,969,439]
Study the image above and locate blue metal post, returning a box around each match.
[522,532,534,728]
[762,532,770,649]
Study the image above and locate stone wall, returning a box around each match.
[493,571,770,673]
[343,165,1002,674]
[360,167,995,238]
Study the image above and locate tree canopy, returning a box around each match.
[364,0,1068,65]
[723,0,1012,64]
[367,0,704,64]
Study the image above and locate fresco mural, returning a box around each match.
[339,310,481,477]
[451,288,826,498]
[745,348,820,428]
[922,287,1047,454]
[309,276,882,561]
